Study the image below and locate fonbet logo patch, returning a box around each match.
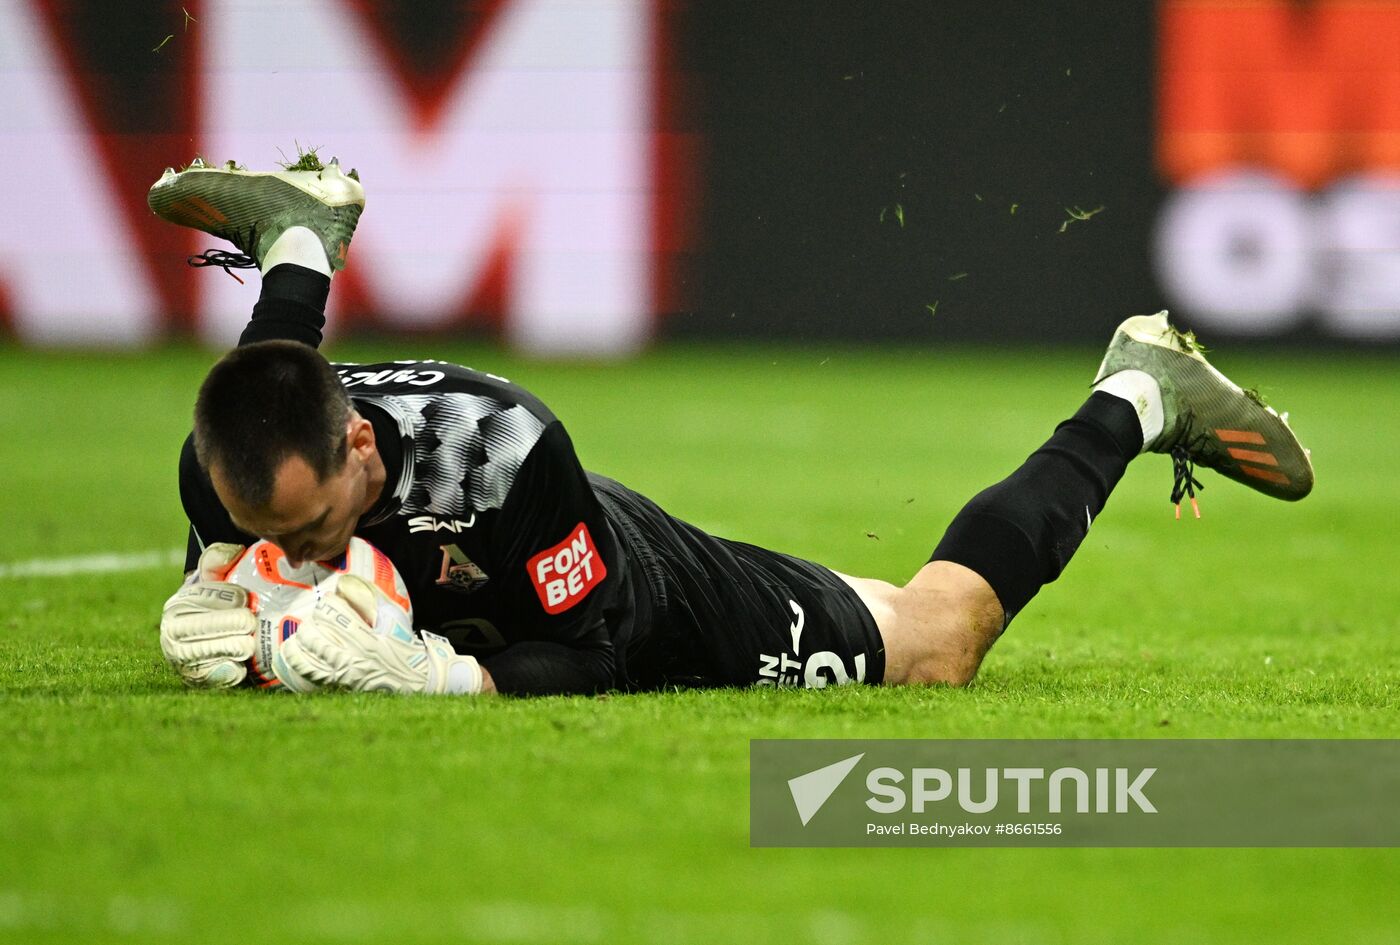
[527,523,606,614]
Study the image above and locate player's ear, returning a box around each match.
[346,411,376,461]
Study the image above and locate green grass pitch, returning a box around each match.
[0,340,1396,944]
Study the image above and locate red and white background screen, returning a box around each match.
[1,0,1397,352]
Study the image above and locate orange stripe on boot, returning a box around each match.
[170,199,217,228]
[1215,429,1266,444]
[1227,447,1279,466]
[188,195,228,224]
[1239,464,1290,485]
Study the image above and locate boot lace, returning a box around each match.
[187,249,256,284]
[1169,443,1205,519]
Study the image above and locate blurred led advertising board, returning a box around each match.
[1,0,1396,349]
[0,0,682,354]
[1156,0,1400,339]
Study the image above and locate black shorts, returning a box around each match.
[590,475,887,689]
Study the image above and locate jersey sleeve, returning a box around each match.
[487,421,621,664]
[178,434,255,572]
[481,639,614,696]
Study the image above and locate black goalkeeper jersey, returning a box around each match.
[179,354,885,694]
[178,358,640,693]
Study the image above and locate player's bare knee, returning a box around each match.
[903,608,996,688]
[888,563,1004,687]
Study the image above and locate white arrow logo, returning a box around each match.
[786,753,864,826]
[788,599,805,656]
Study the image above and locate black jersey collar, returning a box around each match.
[355,398,411,528]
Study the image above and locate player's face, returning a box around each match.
[212,415,383,568]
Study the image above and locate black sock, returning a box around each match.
[237,263,331,349]
[930,391,1143,623]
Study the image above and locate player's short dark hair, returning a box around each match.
[193,340,352,508]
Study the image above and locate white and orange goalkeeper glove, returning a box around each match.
[276,575,484,695]
[159,543,255,689]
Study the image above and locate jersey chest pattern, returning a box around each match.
[335,360,549,521]
[376,393,546,517]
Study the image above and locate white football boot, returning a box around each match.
[147,153,364,274]
[1094,311,1314,516]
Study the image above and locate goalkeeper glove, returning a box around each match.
[277,575,484,695]
[159,543,256,689]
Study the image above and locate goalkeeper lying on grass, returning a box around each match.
[151,155,1313,696]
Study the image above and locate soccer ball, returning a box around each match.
[222,537,415,689]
